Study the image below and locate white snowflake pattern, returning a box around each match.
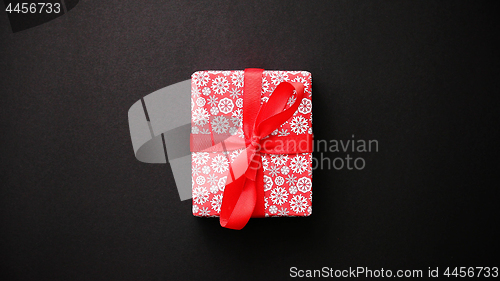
[229,118,240,129]
[199,207,210,216]
[231,109,243,126]
[290,195,308,213]
[277,207,289,217]
[297,177,312,193]
[262,157,269,171]
[211,154,229,173]
[200,128,210,134]
[193,186,209,204]
[192,126,199,134]
[192,152,209,165]
[211,116,229,134]
[230,149,243,162]
[218,176,227,191]
[290,155,308,174]
[210,185,219,194]
[192,73,309,218]
[192,166,200,176]
[218,98,234,114]
[231,71,244,87]
[229,126,238,135]
[207,174,218,185]
[202,87,211,96]
[298,98,312,114]
[207,95,218,107]
[281,166,290,175]
[237,128,245,138]
[308,154,313,174]
[196,176,205,185]
[270,187,288,205]
[269,71,289,85]
[193,71,209,87]
[193,204,199,215]
[236,98,243,108]
[286,174,297,185]
[210,107,219,115]
[229,88,241,99]
[192,108,209,126]
[278,129,289,136]
[292,76,311,94]
[261,77,270,93]
[287,95,296,107]
[192,87,201,98]
[211,194,223,213]
[263,175,273,191]
[211,76,229,95]
[290,116,309,134]
[202,166,210,174]
[196,97,206,107]
[268,165,279,177]
[270,154,288,166]
[275,176,284,186]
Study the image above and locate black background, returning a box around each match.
[1,1,499,280]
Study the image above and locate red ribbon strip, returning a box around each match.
[190,69,313,229]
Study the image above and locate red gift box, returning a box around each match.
[190,69,313,229]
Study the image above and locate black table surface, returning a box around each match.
[1,1,498,280]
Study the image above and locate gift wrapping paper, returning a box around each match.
[191,70,313,218]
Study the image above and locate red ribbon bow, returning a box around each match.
[191,69,313,229]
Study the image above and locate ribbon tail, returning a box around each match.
[251,154,265,218]
[219,145,266,228]
[220,175,257,230]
